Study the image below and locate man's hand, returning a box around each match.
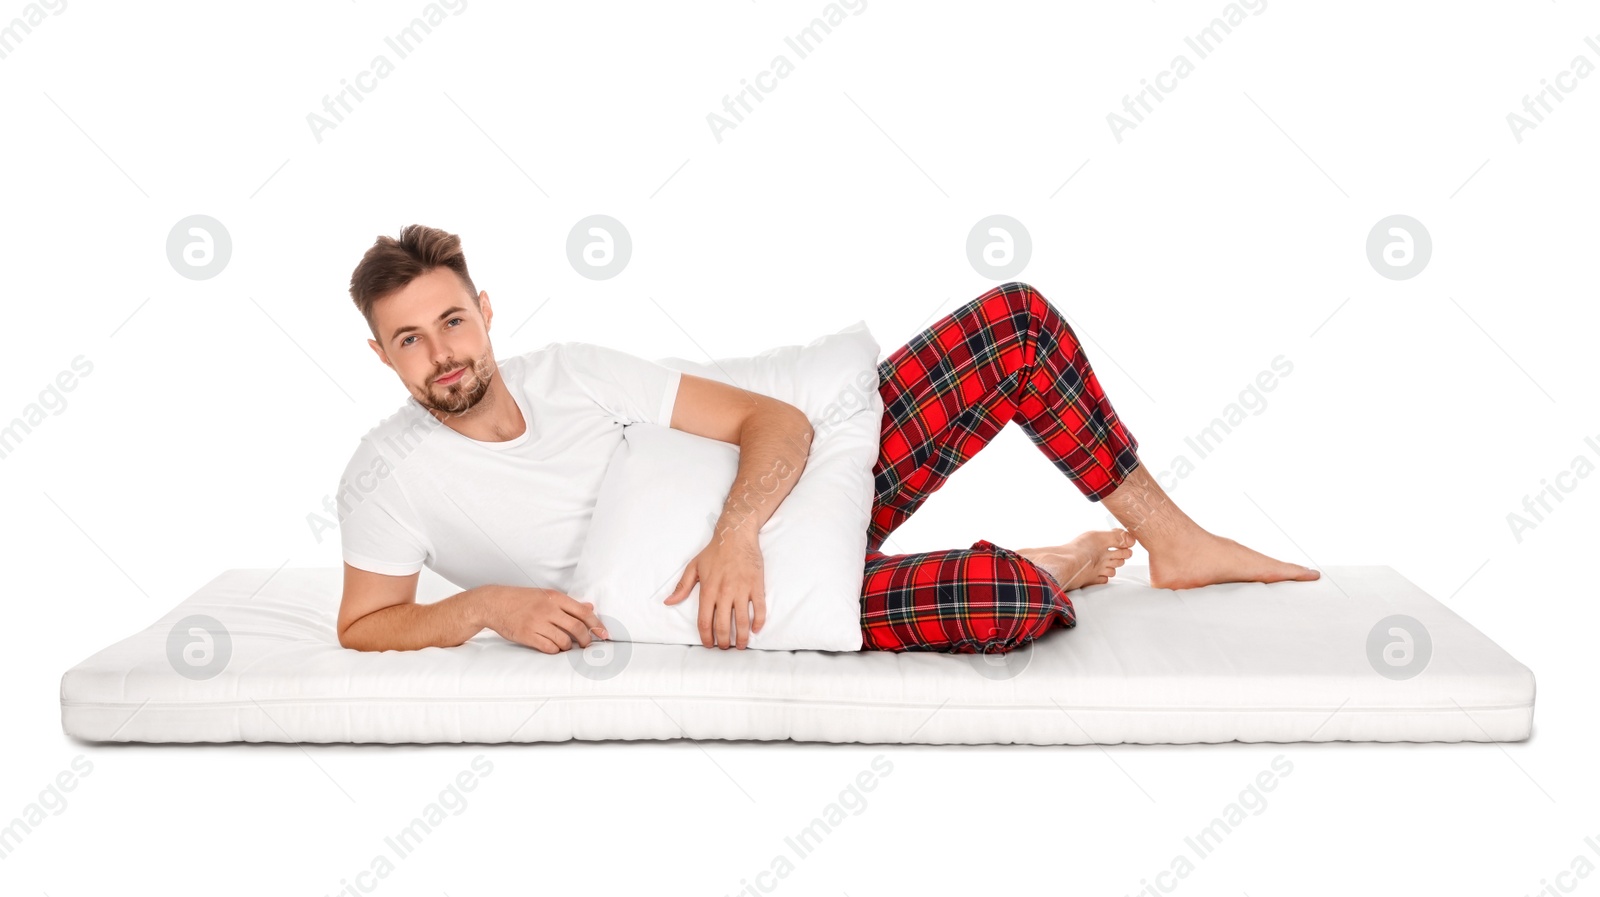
[483,586,609,654]
[663,531,767,649]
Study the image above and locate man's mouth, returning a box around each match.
[435,367,468,385]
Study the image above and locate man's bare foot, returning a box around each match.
[1146,529,1320,590]
[1017,529,1135,591]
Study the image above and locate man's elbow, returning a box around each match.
[785,402,814,454]
[337,617,380,652]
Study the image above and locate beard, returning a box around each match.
[412,350,496,416]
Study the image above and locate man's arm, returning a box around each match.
[337,564,483,651]
[337,565,606,654]
[669,373,814,546]
[663,374,814,648]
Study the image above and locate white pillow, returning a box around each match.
[568,321,883,651]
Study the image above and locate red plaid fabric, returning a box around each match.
[859,282,1141,653]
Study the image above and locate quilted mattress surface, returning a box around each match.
[59,565,1535,745]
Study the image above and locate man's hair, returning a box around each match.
[349,224,480,341]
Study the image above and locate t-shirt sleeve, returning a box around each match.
[336,444,429,577]
[556,341,683,426]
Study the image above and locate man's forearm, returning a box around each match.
[340,586,497,652]
[712,403,814,544]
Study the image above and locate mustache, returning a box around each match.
[433,360,476,382]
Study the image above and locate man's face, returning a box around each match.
[367,267,498,416]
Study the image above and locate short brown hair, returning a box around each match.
[349,224,480,340]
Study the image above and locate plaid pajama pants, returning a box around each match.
[859,281,1141,654]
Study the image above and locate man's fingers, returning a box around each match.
[713,596,732,649]
[704,582,723,642]
[676,571,767,649]
[563,595,603,630]
[734,592,751,649]
[577,600,606,637]
[539,624,573,653]
[551,612,592,650]
[558,595,606,639]
[665,563,696,605]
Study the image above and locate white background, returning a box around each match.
[3,0,1595,893]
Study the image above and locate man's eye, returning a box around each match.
[401,319,460,347]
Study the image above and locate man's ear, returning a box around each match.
[367,338,392,369]
[478,290,493,330]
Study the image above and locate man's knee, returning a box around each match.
[998,281,1068,328]
[961,546,1073,653]
[997,280,1042,307]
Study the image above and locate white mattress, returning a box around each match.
[59,565,1535,744]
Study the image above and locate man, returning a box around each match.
[336,224,1317,655]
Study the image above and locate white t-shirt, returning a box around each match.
[336,341,683,593]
